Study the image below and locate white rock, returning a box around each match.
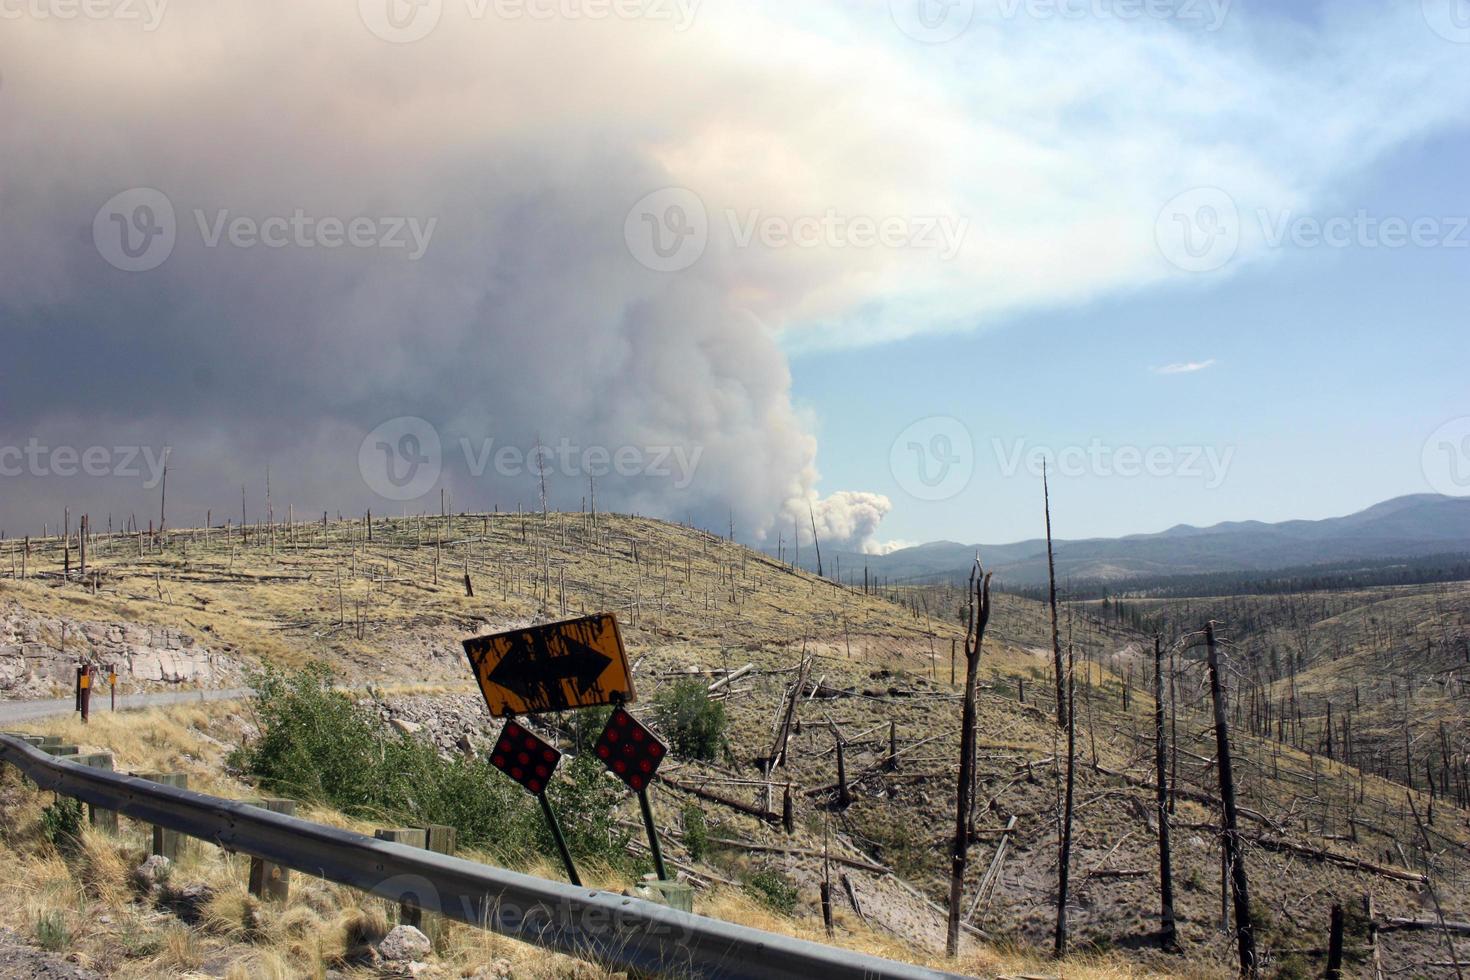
[391,718,423,736]
[378,925,432,962]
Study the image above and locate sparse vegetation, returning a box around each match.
[652,679,727,761]
[745,868,798,915]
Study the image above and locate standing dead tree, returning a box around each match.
[1053,642,1076,958]
[1044,461,1065,729]
[947,558,993,958]
[1153,634,1179,951]
[1206,622,1257,978]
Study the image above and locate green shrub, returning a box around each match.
[35,910,70,952]
[681,803,709,862]
[237,663,628,868]
[745,869,798,915]
[40,797,84,855]
[538,752,630,869]
[652,681,727,761]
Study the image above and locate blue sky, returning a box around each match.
[786,2,1470,546]
[793,124,1470,543]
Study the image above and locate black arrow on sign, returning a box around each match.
[487,633,612,709]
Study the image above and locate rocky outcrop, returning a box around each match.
[0,603,240,697]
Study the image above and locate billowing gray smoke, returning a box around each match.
[0,3,866,543]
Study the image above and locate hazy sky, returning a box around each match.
[1,0,1467,549]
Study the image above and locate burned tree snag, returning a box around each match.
[947,559,992,958]
[1152,635,1179,951]
[1054,643,1076,959]
[1044,462,1065,729]
[1206,622,1257,978]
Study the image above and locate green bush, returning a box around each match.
[745,869,798,915]
[34,910,70,952]
[40,797,84,855]
[681,802,709,862]
[237,664,627,868]
[652,680,727,761]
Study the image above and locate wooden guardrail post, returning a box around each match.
[417,824,456,943]
[73,753,118,833]
[138,773,189,858]
[248,798,296,902]
[375,828,431,930]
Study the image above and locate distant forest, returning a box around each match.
[1001,552,1470,602]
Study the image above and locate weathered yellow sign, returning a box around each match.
[462,613,635,718]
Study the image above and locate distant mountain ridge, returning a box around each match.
[824,494,1470,588]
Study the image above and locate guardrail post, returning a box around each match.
[73,753,118,833]
[138,773,189,858]
[41,744,79,757]
[248,798,296,902]
[375,828,430,930]
[416,824,456,944]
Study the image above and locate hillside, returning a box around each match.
[0,513,1467,977]
[836,494,1470,587]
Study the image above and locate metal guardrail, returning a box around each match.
[0,733,965,980]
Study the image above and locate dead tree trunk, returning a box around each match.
[947,560,992,958]
[1044,462,1065,729]
[1207,622,1257,978]
[1054,643,1076,958]
[1154,635,1179,951]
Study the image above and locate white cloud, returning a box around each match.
[1152,360,1218,375]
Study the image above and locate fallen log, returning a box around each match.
[705,838,890,874]
[659,776,783,824]
[1377,917,1470,935]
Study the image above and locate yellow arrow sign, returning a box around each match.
[463,613,635,718]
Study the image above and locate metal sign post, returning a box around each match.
[79,665,92,724]
[594,707,670,880]
[489,720,581,886]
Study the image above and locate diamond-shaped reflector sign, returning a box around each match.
[490,720,561,796]
[593,707,667,792]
